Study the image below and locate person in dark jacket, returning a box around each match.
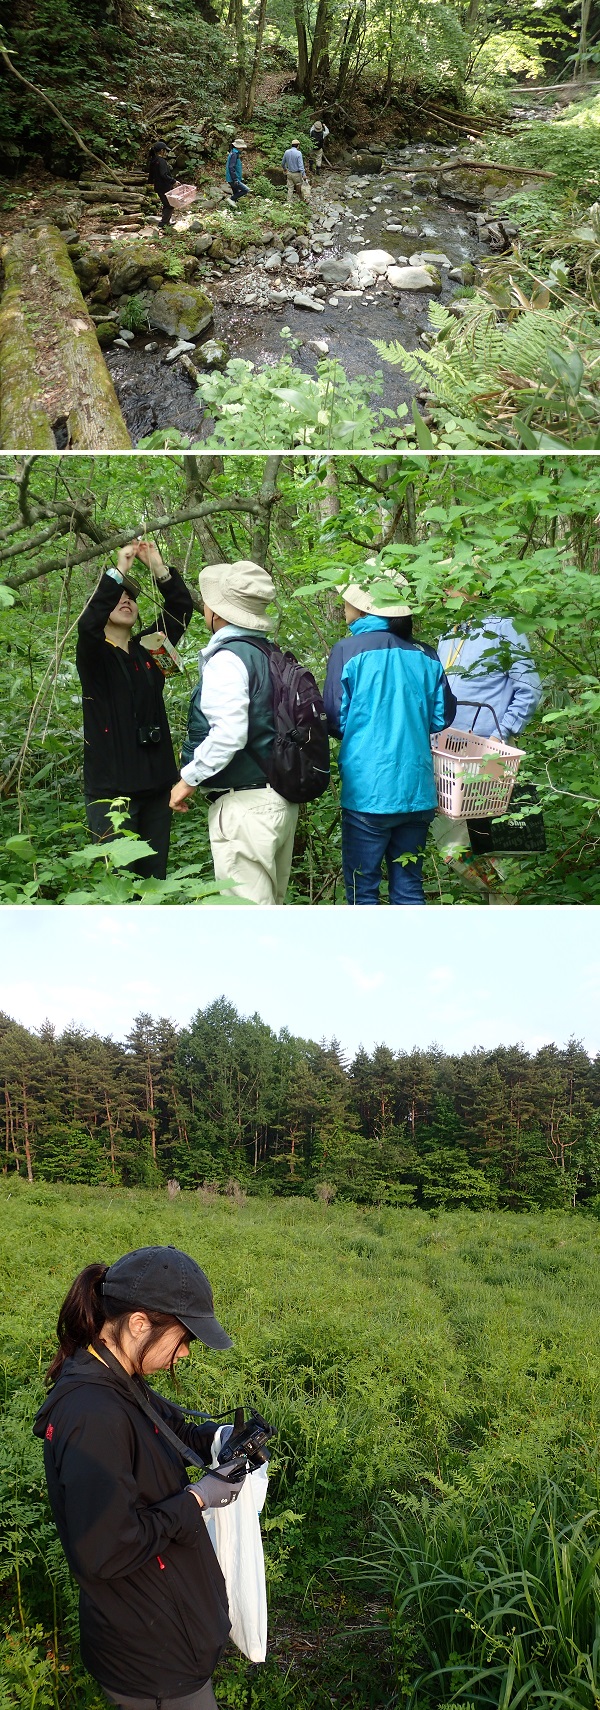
[33,1246,242,1710]
[148,141,176,227]
[323,574,457,905]
[76,539,194,879]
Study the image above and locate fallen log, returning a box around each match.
[440,157,556,178]
[0,224,131,449]
[0,238,56,448]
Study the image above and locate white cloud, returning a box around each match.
[338,956,385,994]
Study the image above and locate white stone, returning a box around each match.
[353,248,395,275]
[293,292,325,312]
[386,265,437,290]
[309,338,330,354]
[328,296,339,306]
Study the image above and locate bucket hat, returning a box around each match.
[232,137,248,150]
[337,569,411,618]
[102,1245,232,1349]
[199,560,275,630]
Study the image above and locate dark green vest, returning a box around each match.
[182,635,275,792]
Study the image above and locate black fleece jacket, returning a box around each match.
[33,1348,231,1698]
[76,569,194,799]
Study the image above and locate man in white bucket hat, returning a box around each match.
[169,561,299,905]
[323,570,456,905]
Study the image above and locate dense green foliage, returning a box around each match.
[1,452,600,904]
[2,1000,600,1210]
[2,1187,600,1707]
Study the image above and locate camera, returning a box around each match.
[217,1410,275,1482]
[137,725,162,747]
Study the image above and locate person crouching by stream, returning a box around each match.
[76,541,194,879]
[33,1246,238,1710]
[226,137,250,205]
[281,139,311,202]
[323,576,457,905]
[169,561,299,905]
[148,140,176,227]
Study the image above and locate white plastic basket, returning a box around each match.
[165,183,198,209]
[431,702,525,820]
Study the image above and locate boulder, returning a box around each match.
[90,275,112,305]
[350,152,382,173]
[187,233,213,257]
[448,262,475,285]
[146,272,164,291]
[283,248,300,265]
[109,242,164,295]
[95,321,119,346]
[353,248,395,275]
[387,265,441,292]
[437,171,484,208]
[147,283,214,339]
[195,337,229,368]
[72,247,109,291]
[413,250,451,268]
[318,256,354,285]
[264,252,283,272]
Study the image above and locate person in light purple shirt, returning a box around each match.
[437,613,542,741]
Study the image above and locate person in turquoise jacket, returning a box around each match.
[323,576,456,905]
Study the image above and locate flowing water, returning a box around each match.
[106,144,484,444]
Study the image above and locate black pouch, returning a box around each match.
[467,783,546,858]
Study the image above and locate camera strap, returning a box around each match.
[89,1340,212,1474]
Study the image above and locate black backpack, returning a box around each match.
[185,637,330,804]
[248,639,330,803]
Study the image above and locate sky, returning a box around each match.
[0,907,598,1057]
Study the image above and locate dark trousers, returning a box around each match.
[103,1680,219,1709]
[341,810,430,905]
[85,790,171,880]
[157,190,172,226]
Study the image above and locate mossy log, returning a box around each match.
[0,223,131,449]
[0,238,56,448]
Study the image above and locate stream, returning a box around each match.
[105,143,486,444]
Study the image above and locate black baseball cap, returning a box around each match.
[102,1246,232,1350]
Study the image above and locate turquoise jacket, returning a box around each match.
[323,616,456,814]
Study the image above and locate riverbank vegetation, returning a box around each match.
[2,1186,600,1707]
[1,451,600,904]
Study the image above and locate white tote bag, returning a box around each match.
[202,1427,268,1663]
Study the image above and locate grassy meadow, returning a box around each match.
[2,1182,600,1708]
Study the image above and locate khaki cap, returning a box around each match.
[199,560,275,630]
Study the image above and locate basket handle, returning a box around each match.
[454,700,504,740]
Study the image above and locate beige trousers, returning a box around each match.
[207,787,299,905]
[286,170,311,203]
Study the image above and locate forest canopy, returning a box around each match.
[1,1000,599,1210]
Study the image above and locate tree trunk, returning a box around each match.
[21,1082,34,1183]
[294,0,310,94]
[307,0,331,97]
[244,0,269,120]
[233,0,247,116]
[0,227,131,450]
[575,0,593,79]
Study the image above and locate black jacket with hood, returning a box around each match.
[33,1347,231,1698]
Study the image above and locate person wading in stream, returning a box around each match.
[169,561,299,906]
[281,139,311,203]
[76,541,194,880]
[148,140,176,228]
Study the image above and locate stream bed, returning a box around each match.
[106,144,486,444]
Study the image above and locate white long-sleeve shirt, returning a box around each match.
[180,625,263,787]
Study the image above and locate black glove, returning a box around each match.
[188,1467,246,1509]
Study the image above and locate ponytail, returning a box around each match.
[45,1261,189,1385]
[46,1262,108,1385]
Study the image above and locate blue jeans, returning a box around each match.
[341,810,430,905]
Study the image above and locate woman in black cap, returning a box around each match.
[34,1247,242,1710]
[148,141,176,227]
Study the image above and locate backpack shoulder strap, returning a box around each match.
[90,1340,208,1471]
